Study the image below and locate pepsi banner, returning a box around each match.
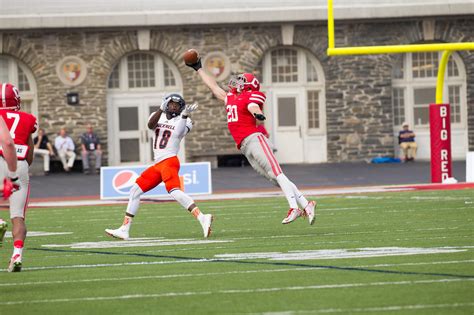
[100,162,212,200]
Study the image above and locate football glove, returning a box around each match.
[182,103,198,117]
[254,113,266,121]
[2,177,19,200]
[186,58,202,71]
[160,101,167,112]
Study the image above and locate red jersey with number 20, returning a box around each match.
[0,109,37,160]
[225,90,266,148]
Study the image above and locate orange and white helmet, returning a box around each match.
[0,83,21,111]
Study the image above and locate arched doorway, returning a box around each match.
[107,52,183,165]
[0,55,38,117]
[261,47,327,163]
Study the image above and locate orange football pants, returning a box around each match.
[136,156,181,193]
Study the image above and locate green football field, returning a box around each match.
[0,189,473,314]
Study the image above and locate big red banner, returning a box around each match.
[429,103,452,183]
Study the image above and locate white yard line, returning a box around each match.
[1,258,472,275]
[257,302,474,314]
[0,278,472,306]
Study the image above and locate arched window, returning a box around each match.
[0,56,37,116]
[262,47,326,163]
[392,52,466,127]
[391,51,468,159]
[106,52,183,165]
[107,52,181,91]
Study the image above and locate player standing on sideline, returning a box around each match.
[0,83,37,272]
[186,54,316,225]
[0,114,19,247]
[105,93,213,240]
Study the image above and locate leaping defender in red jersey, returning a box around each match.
[186,55,316,225]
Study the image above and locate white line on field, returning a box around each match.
[1,258,472,276]
[255,302,474,314]
[0,278,472,306]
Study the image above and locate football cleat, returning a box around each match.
[304,201,317,225]
[7,254,22,272]
[105,227,129,240]
[282,208,304,224]
[0,219,7,247]
[200,214,213,238]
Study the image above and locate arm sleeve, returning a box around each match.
[248,92,266,108]
[185,118,193,134]
[174,117,188,137]
[31,115,38,134]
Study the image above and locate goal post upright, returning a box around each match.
[326,0,474,183]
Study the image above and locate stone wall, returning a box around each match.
[1,17,472,164]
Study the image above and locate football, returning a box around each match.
[183,49,199,65]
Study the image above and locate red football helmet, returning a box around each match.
[228,73,260,92]
[0,83,21,111]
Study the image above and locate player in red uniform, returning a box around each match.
[0,114,18,248]
[186,58,316,225]
[0,83,37,272]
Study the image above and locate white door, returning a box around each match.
[271,90,304,163]
[112,98,152,165]
[109,94,186,166]
[267,89,327,164]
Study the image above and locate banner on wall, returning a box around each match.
[429,103,452,183]
[100,162,212,200]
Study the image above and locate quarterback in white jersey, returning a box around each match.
[106,93,213,240]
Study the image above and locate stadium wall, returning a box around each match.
[1,17,472,163]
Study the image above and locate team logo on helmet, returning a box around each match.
[112,170,139,195]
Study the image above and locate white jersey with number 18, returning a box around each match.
[148,113,193,163]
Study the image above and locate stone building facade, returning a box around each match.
[0,16,472,165]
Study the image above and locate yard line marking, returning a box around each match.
[214,247,467,261]
[1,260,473,287]
[4,231,73,238]
[0,278,472,306]
[257,302,474,314]
[42,238,232,249]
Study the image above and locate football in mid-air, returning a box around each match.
[183,49,199,65]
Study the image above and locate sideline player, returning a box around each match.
[186,55,316,225]
[105,93,213,240]
[0,114,19,247]
[0,83,37,272]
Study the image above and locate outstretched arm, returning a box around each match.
[196,68,227,102]
[186,58,226,103]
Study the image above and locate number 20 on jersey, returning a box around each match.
[226,105,238,122]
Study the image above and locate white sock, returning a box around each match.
[121,216,133,231]
[190,207,205,222]
[289,181,309,209]
[13,246,23,257]
[126,184,143,216]
[276,174,299,209]
[169,189,195,210]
